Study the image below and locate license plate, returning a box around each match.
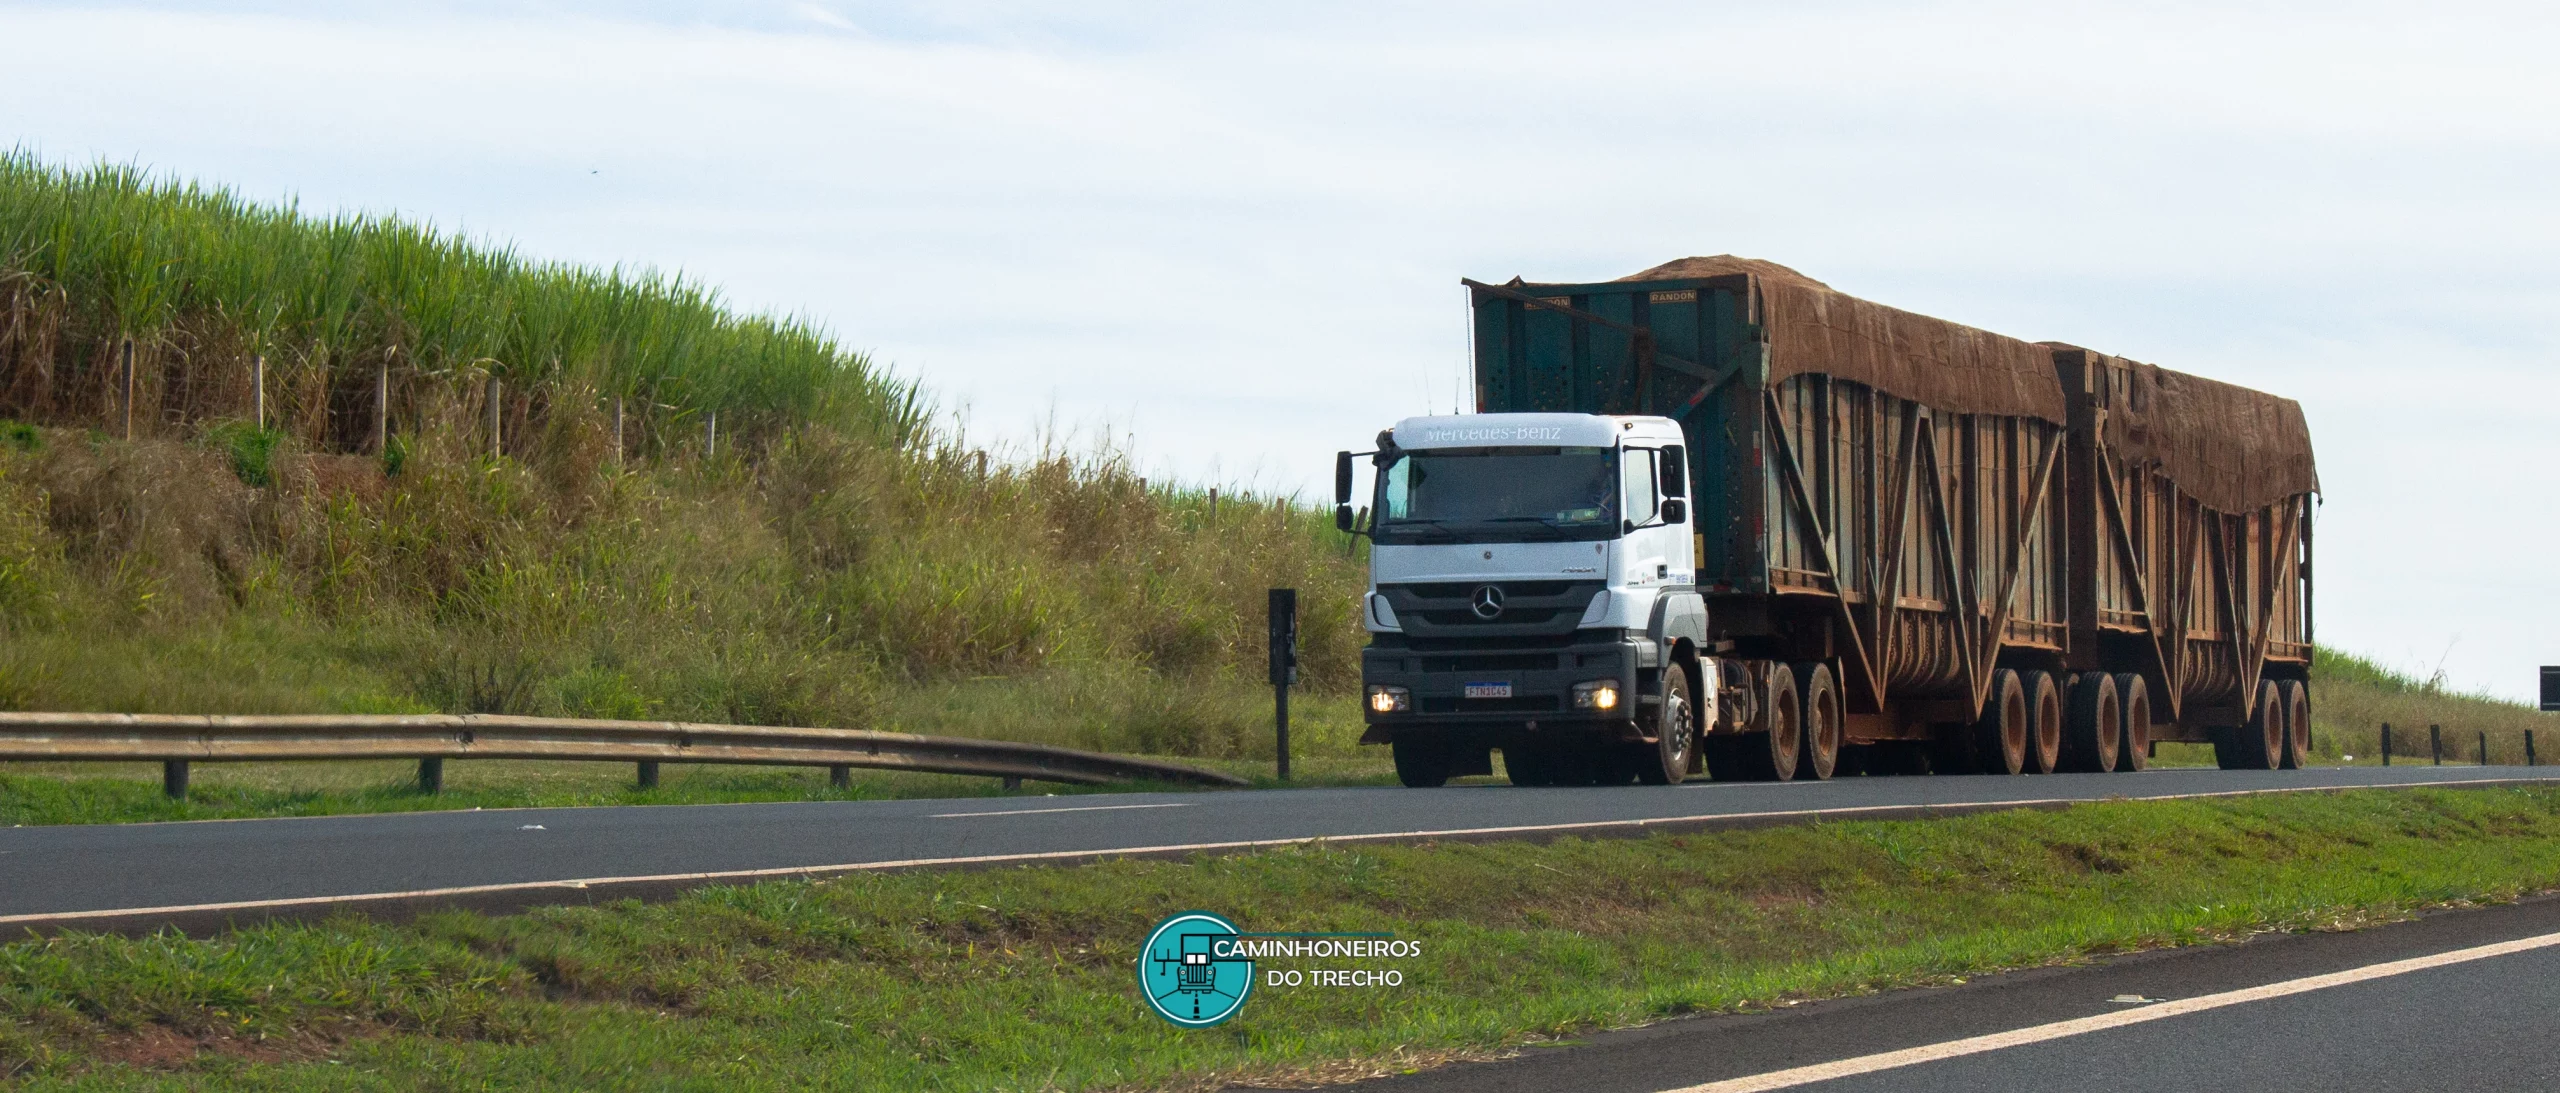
[1464,681,1513,699]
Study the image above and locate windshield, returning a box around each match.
[1374,447,1618,543]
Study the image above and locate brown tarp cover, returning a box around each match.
[1595,256,2317,514]
[2046,345,2321,515]
[1608,256,2069,424]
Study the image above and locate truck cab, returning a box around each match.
[1336,413,1714,787]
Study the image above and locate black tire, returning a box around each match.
[1702,736,1748,782]
[1393,738,1449,788]
[1591,746,1641,786]
[1971,669,2029,775]
[2022,670,2063,774]
[1639,662,1697,785]
[2280,680,2311,769]
[1742,662,1801,781]
[2114,673,2151,772]
[2060,672,2121,773]
[2229,679,2283,770]
[1503,745,1552,787]
[1793,662,1841,781]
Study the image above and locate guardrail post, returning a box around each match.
[2479,730,2489,766]
[2529,729,2538,767]
[2430,724,2442,765]
[2381,723,2391,766]
[636,760,659,789]
[162,760,188,800]
[828,764,849,788]
[417,758,444,794]
[1269,588,1298,781]
[1002,776,1022,791]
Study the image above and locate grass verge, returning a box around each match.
[5,787,2560,1089]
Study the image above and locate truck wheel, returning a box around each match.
[1793,662,1840,781]
[2113,674,2151,772]
[2060,672,2121,773]
[2230,679,2283,770]
[2280,680,2312,769]
[1393,739,1450,788]
[1744,662,1801,781]
[1503,745,1551,787]
[1970,669,2029,775]
[1702,736,1748,782]
[1638,662,1696,785]
[2022,671,2064,774]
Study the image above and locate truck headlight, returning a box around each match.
[1572,681,1621,710]
[1367,685,1411,713]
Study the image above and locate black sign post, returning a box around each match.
[2542,666,2560,712]
[1269,588,1299,781]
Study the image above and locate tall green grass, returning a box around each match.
[0,152,924,455]
[2307,646,2556,765]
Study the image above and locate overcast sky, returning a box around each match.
[4,1,2556,700]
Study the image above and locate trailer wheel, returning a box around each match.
[2113,674,2151,772]
[1701,736,1746,781]
[2226,679,2283,770]
[2022,671,2064,774]
[1637,662,1696,785]
[1793,662,1840,781]
[2060,672,2121,773]
[1968,669,2029,775]
[1741,662,1802,781]
[2279,680,2312,769]
[1393,739,1450,788]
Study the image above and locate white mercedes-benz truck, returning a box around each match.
[1335,413,1715,787]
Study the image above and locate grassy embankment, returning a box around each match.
[6,787,2560,1088]
[0,153,1376,820]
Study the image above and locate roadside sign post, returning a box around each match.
[1269,588,1298,781]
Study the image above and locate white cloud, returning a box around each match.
[2,0,2556,698]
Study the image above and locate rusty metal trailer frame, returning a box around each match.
[1467,268,2313,771]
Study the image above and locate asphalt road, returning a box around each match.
[3,764,2553,931]
[1344,889,2560,1093]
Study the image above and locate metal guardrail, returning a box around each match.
[0,712,1250,797]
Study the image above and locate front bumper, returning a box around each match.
[1360,630,1656,740]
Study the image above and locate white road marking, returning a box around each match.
[2,774,2550,928]
[930,803,1194,819]
[1658,929,2560,1093]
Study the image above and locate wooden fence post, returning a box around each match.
[486,376,502,459]
[253,353,266,429]
[121,337,134,440]
[2430,724,2442,765]
[705,410,717,459]
[613,396,625,467]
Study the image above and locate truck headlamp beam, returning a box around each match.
[1367,685,1411,713]
[1572,681,1621,710]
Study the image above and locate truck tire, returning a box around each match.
[1393,739,1449,788]
[2224,679,2283,770]
[2280,680,2312,769]
[1502,745,1552,787]
[1701,736,1746,781]
[1928,731,1980,775]
[2023,671,2064,774]
[1637,662,1696,785]
[1793,662,1840,781]
[1743,662,1802,781]
[2060,672,2121,773]
[2114,674,2151,772]
[1970,669,2029,775]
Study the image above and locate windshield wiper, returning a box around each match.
[1479,515,1588,532]
[1379,519,1463,540]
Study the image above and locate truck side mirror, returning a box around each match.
[1334,451,1354,505]
[1661,498,1687,524]
[1335,504,1356,532]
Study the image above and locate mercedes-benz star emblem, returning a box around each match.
[1470,585,1505,619]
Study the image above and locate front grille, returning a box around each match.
[1420,695,1561,714]
[1378,580,1605,638]
[1419,653,1559,673]
[1400,581,1579,599]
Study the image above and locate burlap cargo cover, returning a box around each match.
[1593,256,2318,515]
